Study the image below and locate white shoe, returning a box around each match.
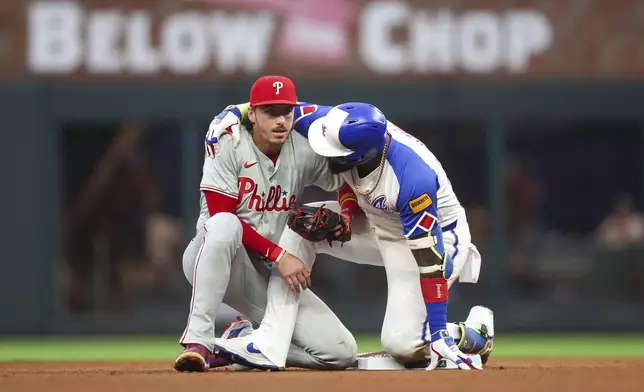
[221,316,253,339]
[426,330,482,371]
[464,306,494,364]
[205,316,254,369]
[465,306,495,338]
[214,335,279,371]
[221,316,254,372]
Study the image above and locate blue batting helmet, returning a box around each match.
[308,102,387,166]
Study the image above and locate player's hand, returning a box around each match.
[205,106,243,148]
[426,330,482,371]
[276,252,311,295]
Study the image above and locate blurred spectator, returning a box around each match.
[504,161,543,298]
[63,123,183,313]
[594,194,644,249]
[506,161,541,239]
[506,248,541,299]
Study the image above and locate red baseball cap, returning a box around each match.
[250,75,297,107]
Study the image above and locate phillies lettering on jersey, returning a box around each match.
[238,176,296,212]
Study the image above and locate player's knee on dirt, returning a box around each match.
[204,212,242,249]
[381,330,425,364]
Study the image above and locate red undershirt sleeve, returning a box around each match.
[338,183,360,219]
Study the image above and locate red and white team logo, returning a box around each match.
[238,176,296,212]
[411,211,437,234]
[300,105,317,116]
[294,104,318,126]
[273,81,284,95]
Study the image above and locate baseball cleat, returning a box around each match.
[463,306,494,364]
[206,316,255,368]
[221,316,253,339]
[215,335,279,371]
[174,344,211,372]
[426,330,482,371]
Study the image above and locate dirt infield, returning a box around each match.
[2,359,643,392]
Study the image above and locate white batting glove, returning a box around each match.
[205,106,243,148]
[426,330,482,371]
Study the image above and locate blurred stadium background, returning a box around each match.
[1,0,644,362]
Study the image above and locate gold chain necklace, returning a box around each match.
[351,135,391,197]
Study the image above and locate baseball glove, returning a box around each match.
[287,204,351,246]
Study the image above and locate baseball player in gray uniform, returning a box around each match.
[174,76,357,372]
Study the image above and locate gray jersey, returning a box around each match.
[198,128,344,245]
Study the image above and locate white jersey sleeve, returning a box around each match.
[200,135,240,200]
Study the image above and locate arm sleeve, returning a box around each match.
[338,183,360,217]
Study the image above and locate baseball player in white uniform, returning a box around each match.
[212,102,494,371]
[174,76,359,372]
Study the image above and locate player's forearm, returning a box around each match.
[410,244,449,301]
[409,236,450,289]
[407,226,451,273]
[408,232,450,339]
[409,244,448,276]
[239,219,285,262]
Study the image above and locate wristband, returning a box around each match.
[272,248,287,264]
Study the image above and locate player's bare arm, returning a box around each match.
[410,247,449,277]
